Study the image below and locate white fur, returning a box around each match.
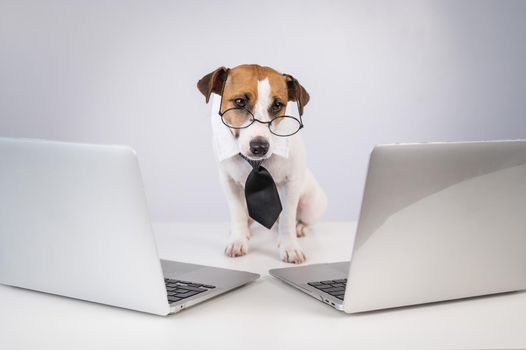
[219,78,327,264]
[237,79,274,157]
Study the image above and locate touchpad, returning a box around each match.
[161,259,204,277]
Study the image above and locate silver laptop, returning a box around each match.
[0,137,259,316]
[270,140,526,313]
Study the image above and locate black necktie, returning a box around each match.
[242,156,282,229]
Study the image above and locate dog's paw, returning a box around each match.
[225,237,248,257]
[279,241,306,264]
[296,222,309,238]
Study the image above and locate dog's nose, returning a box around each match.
[250,137,269,156]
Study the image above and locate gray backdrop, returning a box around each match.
[1,0,525,222]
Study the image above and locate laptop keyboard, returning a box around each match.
[307,279,347,300]
[164,278,216,304]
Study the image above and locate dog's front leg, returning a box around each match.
[277,180,306,264]
[220,172,250,257]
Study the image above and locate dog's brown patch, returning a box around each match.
[221,65,288,115]
[197,64,310,116]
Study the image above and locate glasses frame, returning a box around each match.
[217,75,304,137]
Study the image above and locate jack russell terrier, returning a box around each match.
[197,64,327,264]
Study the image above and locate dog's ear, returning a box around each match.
[284,74,310,116]
[197,67,229,103]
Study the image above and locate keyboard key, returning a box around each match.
[308,279,348,288]
[323,287,345,293]
[307,282,324,287]
[329,290,346,296]
[176,290,201,299]
[202,285,216,289]
[187,283,203,287]
[312,284,332,290]
[179,286,208,293]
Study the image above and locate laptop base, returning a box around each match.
[269,262,349,311]
[161,260,259,314]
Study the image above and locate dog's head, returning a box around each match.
[197,64,309,160]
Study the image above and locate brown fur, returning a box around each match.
[197,64,309,116]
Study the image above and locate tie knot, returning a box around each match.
[239,153,264,169]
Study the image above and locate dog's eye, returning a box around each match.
[271,101,283,113]
[234,98,246,108]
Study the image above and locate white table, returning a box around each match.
[1,222,525,349]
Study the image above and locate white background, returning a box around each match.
[1,0,525,221]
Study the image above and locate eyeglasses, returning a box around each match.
[218,85,304,137]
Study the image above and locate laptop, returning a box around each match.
[270,140,526,313]
[0,137,259,316]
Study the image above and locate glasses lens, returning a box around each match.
[221,108,253,128]
[269,116,301,136]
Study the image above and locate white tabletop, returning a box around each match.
[1,222,525,349]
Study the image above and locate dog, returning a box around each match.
[197,64,327,264]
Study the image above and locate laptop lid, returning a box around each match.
[344,140,526,313]
[0,138,170,315]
